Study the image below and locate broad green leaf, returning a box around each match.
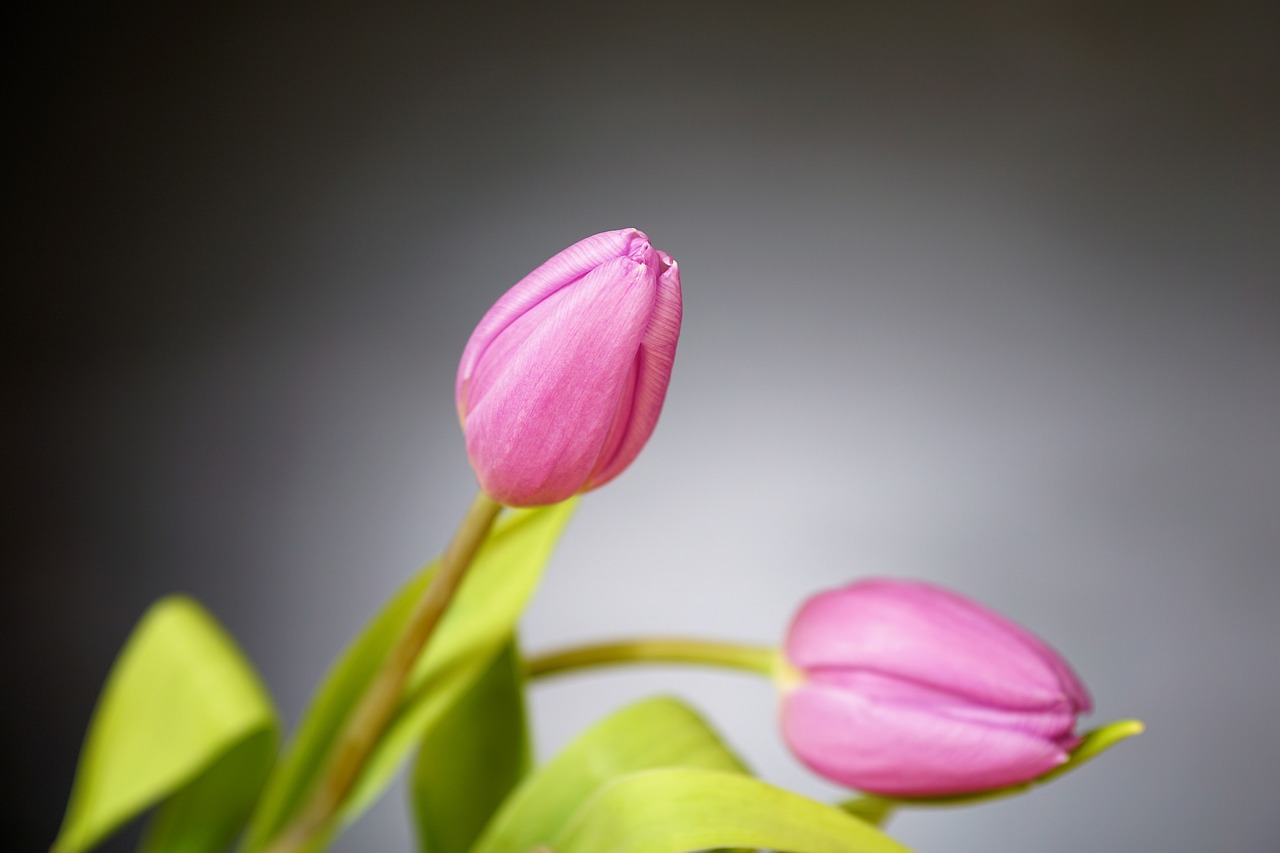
[243,557,438,853]
[410,637,530,853]
[552,767,912,853]
[842,719,1145,812]
[52,596,278,853]
[472,696,749,853]
[139,727,276,853]
[244,500,577,852]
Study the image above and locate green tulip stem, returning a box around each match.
[262,492,504,853]
[525,638,780,680]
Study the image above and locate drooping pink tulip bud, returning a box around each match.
[456,228,682,507]
[781,578,1092,797]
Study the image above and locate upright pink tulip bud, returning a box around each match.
[781,578,1092,797]
[456,229,682,507]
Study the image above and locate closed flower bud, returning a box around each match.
[456,229,682,507]
[781,578,1092,796]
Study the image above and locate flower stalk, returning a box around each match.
[526,638,779,680]
[262,492,503,853]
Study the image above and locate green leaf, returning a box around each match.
[843,719,1146,812]
[52,596,278,853]
[410,637,530,853]
[839,796,896,828]
[139,727,277,853]
[472,696,749,853]
[551,767,913,853]
[244,500,577,852]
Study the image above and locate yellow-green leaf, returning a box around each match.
[472,696,748,853]
[244,500,576,852]
[552,767,912,853]
[52,596,278,853]
[410,637,530,853]
[138,727,276,853]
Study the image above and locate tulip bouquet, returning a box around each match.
[54,230,1141,853]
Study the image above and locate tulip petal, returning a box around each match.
[808,668,1079,744]
[457,229,682,506]
[786,579,1091,713]
[457,229,651,411]
[584,356,640,490]
[586,253,682,489]
[462,256,656,506]
[782,680,1072,796]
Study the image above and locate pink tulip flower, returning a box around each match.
[456,229,682,507]
[781,578,1092,796]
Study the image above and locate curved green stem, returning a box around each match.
[263,492,504,853]
[526,638,779,679]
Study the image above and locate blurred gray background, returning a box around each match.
[8,2,1279,851]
